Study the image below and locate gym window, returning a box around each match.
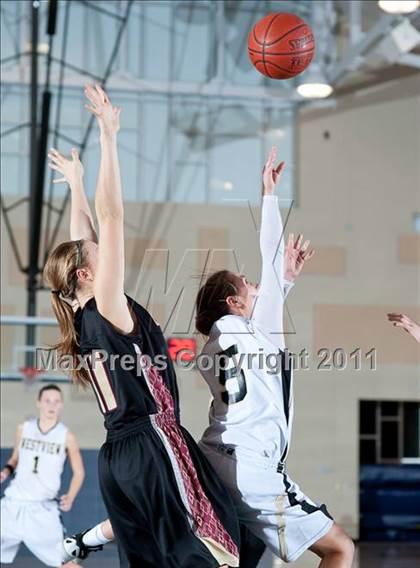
[359,401,420,465]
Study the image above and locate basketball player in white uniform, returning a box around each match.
[1,384,85,567]
[195,147,355,566]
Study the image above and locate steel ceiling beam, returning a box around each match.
[327,13,403,86]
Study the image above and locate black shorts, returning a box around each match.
[98,418,245,567]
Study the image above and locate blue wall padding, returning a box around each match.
[360,465,420,542]
[360,464,420,487]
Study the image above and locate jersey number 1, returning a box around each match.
[217,345,247,405]
[32,456,39,474]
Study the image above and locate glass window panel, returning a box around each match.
[403,402,420,458]
[83,7,118,78]
[140,98,169,202]
[224,2,268,87]
[381,401,399,417]
[360,439,376,465]
[119,131,139,202]
[211,134,260,205]
[50,90,84,130]
[173,3,211,82]
[380,421,399,460]
[82,137,101,200]
[55,2,86,74]
[123,2,144,77]
[144,4,171,81]
[171,101,207,203]
[1,3,17,63]
[360,401,377,435]
[1,155,21,196]
[1,86,28,124]
[209,101,261,205]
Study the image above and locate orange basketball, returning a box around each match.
[248,13,315,80]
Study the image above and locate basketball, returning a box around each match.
[248,13,315,79]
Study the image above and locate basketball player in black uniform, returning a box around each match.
[43,84,241,568]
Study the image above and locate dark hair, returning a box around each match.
[38,384,63,400]
[43,239,90,387]
[195,270,241,336]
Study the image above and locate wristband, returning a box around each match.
[3,464,15,475]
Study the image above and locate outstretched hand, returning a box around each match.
[262,146,285,195]
[387,313,420,343]
[48,147,83,186]
[284,233,315,282]
[84,84,121,136]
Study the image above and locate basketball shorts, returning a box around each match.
[199,443,334,563]
[0,497,64,567]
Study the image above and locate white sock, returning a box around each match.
[82,523,113,547]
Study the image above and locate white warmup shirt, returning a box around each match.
[5,419,68,501]
[200,195,294,464]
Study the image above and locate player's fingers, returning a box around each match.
[287,233,294,248]
[84,84,97,98]
[305,249,315,261]
[49,147,62,158]
[301,239,310,253]
[47,154,63,167]
[275,161,285,175]
[84,104,100,116]
[387,313,404,322]
[48,163,61,172]
[294,234,303,250]
[71,147,79,160]
[265,146,275,168]
[53,177,67,184]
[84,87,100,106]
[95,83,107,102]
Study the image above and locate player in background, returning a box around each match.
[0,384,85,567]
[387,313,420,343]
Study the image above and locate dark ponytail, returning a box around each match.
[195,270,240,336]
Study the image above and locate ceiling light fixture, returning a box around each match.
[378,1,419,14]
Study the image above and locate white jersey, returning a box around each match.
[200,195,294,464]
[5,419,68,501]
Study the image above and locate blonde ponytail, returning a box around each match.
[43,240,90,387]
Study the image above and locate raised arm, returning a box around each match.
[0,423,22,483]
[84,84,133,333]
[252,147,287,346]
[48,147,97,242]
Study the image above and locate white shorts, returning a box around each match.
[0,497,64,566]
[200,443,334,563]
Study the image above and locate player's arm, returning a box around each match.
[387,313,420,343]
[48,147,98,243]
[60,431,85,512]
[0,423,23,483]
[84,84,133,333]
[251,146,287,338]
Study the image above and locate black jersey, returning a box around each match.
[74,294,180,432]
[74,295,243,567]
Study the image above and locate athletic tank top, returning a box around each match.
[75,295,180,432]
[5,419,68,501]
